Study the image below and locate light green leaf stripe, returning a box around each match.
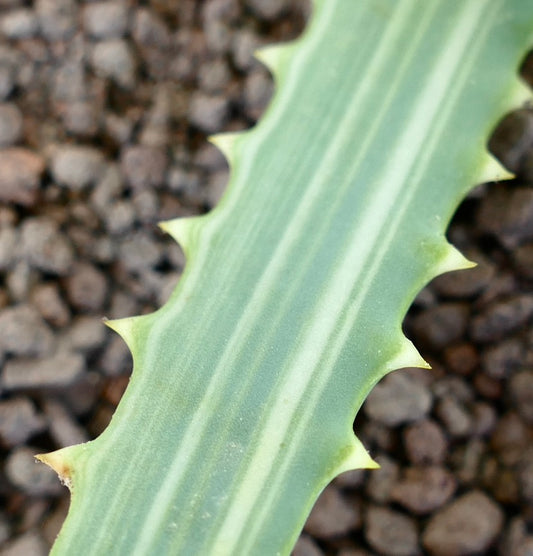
[39,1,533,555]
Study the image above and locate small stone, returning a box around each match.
[232,29,261,71]
[83,1,129,39]
[2,351,85,390]
[403,419,448,465]
[489,109,533,172]
[0,9,38,39]
[423,491,504,555]
[120,145,167,190]
[513,243,533,279]
[364,370,432,426]
[6,261,38,302]
[365,454,399,504]
[20,217,74,275]
[244,69,273,120]
[0,531,48,556]
[509,371,533,424]
[119,231,163,273]
[90,39,136,88]
[443,343,478,375]
[35,0,77,41]
[293,535,324,556]
[470,295,533,342]
[198,57,231,94]
[104,200,136,235]
[412,303,469,350]
[365,506,419,556]
[65,262,108,312]
[517,449,533,504]
[61,101,100,137]
[482,338,524,379]
[470,402,497,437]
[391,466,456,514]
[0,148,45,206]
[304,487,360,538]
[245,0,288,21]
[43,398,89,448]
[132,8,170,48]
[491,412,530,466]
[477,186,533,248]
[51,146,105,191]
[64,316,106,352]
[0,397,46,447]
[0,103,22,147]
[188,92,229,133]
[30,283,70,328]
[0,226,17,271]
[6,447,64,496]
[0,304,54,357]
[435,396,472,437]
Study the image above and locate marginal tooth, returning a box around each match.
[337,434,379,474]
[104,316,139,348]
[387,336,430,372]
[477,152,514,183]
[208,132,240,167]
[433,242,476,277]
[508,77,532,109]
[159,217,196,257]
[254,45,284,78]
[36,447,76,490]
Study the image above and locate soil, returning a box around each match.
[0,1,532,555]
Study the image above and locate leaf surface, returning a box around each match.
[40,1,533,554]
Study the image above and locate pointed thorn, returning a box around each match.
[36,449,74,490]
[254,45,283,76]
[433,242,476,277]
[208,132,240,166]
[104,316,138,346]
[339,435,380,473]
[388,336,430,371]
[159,217,195,257]
[478,152,514,183]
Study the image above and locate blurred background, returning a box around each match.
[0,1,532,554]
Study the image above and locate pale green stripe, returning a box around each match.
[215,1,492,551]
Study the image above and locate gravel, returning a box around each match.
[50,147,106,191]
[90,39,136,89]
[0,1,530,553]
[0,149,45,207]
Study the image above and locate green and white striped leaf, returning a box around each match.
[39,1,533,554]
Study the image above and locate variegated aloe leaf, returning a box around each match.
[38,1,533,554]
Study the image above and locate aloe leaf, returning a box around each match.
[38,1,533,554]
